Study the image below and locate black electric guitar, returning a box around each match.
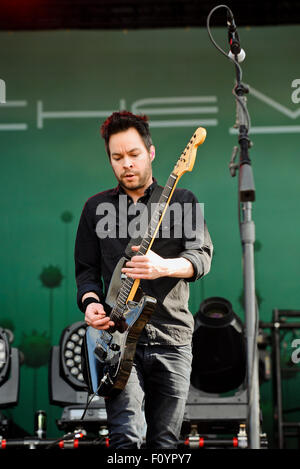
[82,127,207,398]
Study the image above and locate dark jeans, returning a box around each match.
[105,342,192,449]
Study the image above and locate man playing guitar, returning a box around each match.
[75,111,213,449]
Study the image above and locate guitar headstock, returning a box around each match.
[173,127,207,178]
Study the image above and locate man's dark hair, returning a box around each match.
[100,111,153,158]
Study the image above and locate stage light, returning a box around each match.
[49,321,107,434]
[191,297,247,394]
[60,323,86,387]
[49,321,88,406]
[0,332,9,381]
[0,328,20,408]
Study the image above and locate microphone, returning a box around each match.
[227,9,246,63]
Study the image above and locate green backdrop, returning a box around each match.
[1,25,300,445]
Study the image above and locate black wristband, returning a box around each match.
[82,296,101,313]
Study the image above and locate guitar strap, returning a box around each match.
[105,185,163,307]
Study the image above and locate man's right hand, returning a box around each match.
[85,302,115,330]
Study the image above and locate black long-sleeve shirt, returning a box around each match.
[74,179,213,345]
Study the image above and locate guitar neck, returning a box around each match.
[139,172,179,255]
[113,172,179,313]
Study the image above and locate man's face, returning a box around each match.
[108,127,155,195]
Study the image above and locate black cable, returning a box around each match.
[80,372,109,421]
[44,374,110,448]
[45,430,80,449]
[206,4,243,78]
[80,390,98,421]
[206,4,251,132]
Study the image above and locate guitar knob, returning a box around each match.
[110,343,120,351]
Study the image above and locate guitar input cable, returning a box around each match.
[80,372,109,421]
[44,375,110,449]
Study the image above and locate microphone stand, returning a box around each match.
[229,61,261,448]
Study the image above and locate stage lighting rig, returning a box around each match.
[183,297,248,438]
[0,327,20,408]
[49,321,107,434]
[191,297,247,394]
[49,321,88,407]
[60,322,86,388]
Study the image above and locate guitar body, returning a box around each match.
[82,294,157,397]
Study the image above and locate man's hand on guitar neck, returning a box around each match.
[82,293,115,330]
[121,245,194,280]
